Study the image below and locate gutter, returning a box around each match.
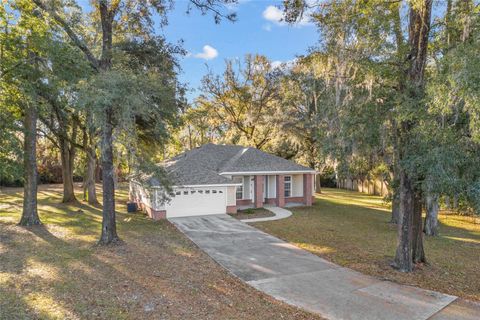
[219,170,316,175]
[150,183,242,189]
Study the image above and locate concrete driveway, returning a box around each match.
[170,214,477,320]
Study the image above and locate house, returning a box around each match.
[129,143,316,219]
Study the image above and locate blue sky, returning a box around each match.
[159,1,319,101]
[76,0,319,101]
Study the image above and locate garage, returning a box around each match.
[165,187,228,218]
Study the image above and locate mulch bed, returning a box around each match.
[230,208,276,220]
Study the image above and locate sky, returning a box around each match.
[158,1,319,101]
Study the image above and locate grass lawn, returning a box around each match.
[254,188,480,302]
[0,184,320,320]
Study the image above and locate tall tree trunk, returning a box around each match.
[97,2,119,245]
[393,0,432,272]
[19,105,41,226]
[424,193,439,236]
[393,170,414,272]
[95,162,102,183]
[83,147,99,205]
[82,111,99,206]
[59,137,77,203]
[99,110,118,244]
[390,188,401,224]
[412,192,426,263]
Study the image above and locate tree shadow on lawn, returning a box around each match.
[0,221,176,319]
[0,184,181,317]
[309,191,480,240]
[0,185,325,319]
[38,201,103,236]
[324,189,480,241]
[0,188,249,320]
[0,222,90,318]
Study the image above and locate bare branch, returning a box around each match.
[188,0,237,23]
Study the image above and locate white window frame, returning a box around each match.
[284,175,292,198]
[233,176,244,199]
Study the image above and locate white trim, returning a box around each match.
[151,183,242,189]
[220,170,315,175]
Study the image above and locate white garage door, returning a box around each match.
[166,187,227,218]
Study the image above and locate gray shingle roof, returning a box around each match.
[219,147,313,173]
[152,143,314,187]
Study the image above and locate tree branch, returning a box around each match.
[36,127,60,149]
[188,0,237,22]
[31,0,99,71]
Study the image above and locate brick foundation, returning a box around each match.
[144,205,166,220]
[226,205,237,214]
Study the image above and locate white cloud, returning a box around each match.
[262,5,312,27]
[262,5,285,25]
[194,45,218,60]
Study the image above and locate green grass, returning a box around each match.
[0,184,320,320]
[254,188,480,301]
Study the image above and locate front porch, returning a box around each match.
[233,173,314,210]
